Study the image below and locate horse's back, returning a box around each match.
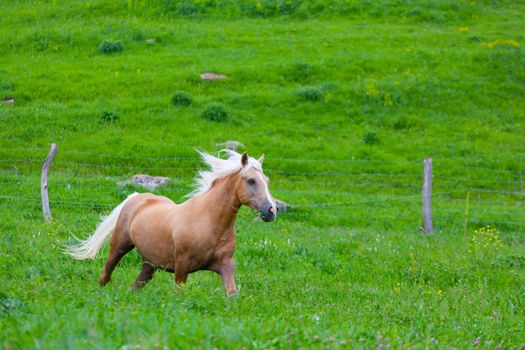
[116,193,172,224]
[129,193,175,207]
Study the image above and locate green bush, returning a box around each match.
[363,131,378,145]
[200,103,229,122]
[178,2,198,15]
[0,78,13,93]
[99,111,119,122]
[285,63,315,83]
[297,86,323,102]
[171,91,192,106]
[99,40,123,54]
[391,115,417,130]
[319,82,339,92]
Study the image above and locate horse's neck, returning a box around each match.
[198,174,241,233]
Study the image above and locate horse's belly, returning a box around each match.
[129,204,176,270]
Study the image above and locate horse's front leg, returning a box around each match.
[216,258,237,297]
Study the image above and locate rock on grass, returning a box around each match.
[117,174,169,191]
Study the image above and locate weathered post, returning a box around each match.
[422,158,433,235]
[41,143,58,222]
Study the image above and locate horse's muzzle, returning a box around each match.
[260,205,276,222]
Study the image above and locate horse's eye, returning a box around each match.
[247,178,256,186]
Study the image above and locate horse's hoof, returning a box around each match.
[98,275,109,286]
[226,290,238,297]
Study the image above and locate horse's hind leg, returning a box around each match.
[99,227,134,286]
[132,263,155,290]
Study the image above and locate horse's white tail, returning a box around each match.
[65,192,139,260]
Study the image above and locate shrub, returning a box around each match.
[363,131,378,145]
[0,78,13,92]
[391,115,417,130]
[178,2,198,15]
[200,103,229,122]
[297,86,323,102]
[171,91,192,106]
[319,82,339,92]
[100,111,119,122]
[99,40,123,54]
[285,63,314,83]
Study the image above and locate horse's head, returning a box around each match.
[237,152,277,222]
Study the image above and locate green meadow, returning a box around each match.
[1,1,524,348]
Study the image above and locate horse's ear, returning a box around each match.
[258,154,264,165]
[241,152,249,167]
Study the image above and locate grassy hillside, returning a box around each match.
[1,1,524,349]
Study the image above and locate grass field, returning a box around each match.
[1,1,525,348]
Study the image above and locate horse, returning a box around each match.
[66,150,277,296]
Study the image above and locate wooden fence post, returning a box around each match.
[422,158,433,235]
[41,143,58,222]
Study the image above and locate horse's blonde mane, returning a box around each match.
[187,149,263,198]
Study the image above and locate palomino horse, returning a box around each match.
[66,151,277,296]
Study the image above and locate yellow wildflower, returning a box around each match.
[394,283,401,293]
[469,225,503,252]
[365,78,380,97]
